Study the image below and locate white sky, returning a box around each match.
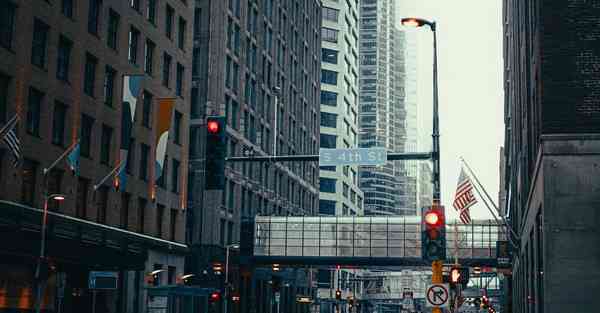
[397,0,505,221]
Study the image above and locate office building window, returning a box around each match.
[100,124,112,165]
[176,63,184,96]
[320,112,337,128]
[103,66,116,106]
[52,101,67,146]
[21,159,37,205]
[321,27,338,43]
[321,69,337,85]
[84,53,98,97]
[319,178,336,193]
[322,7,339,22]
[319,199,336,215]
[96,186,108,223]
[162,53,172,87]
[174,111,182,144]
[145,39,155,75]
[146,0,156,23]
[170,209,177,241]
[121,193,130,229]
[138,198,146,233]
[80,114,94,157]
[88,0,102,35]
[107,9,120,50]
[194,8,202,36]
[157,155,167,188]
[321,90,337,106]
[76,177,90,218]
[56,36,73,81]
[0,73,9,123]
[26,88,43,137]
[128,26,140,65]
[171,159,180,193]
[322,48,338,64]
[140,143,149,180]
[156,204,165,237]
[126,138,135,173]
[0,1,16,49]
[320,134,337,148]
[165,5,174,39]
[142,91,152,128]
[31,19,49,68]
[178,17,186,50]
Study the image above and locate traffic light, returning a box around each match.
[205,116,227,189]
[421,204,446,261]
[272,263,281,272]
[335,289,342,300]
[209,291,221,303]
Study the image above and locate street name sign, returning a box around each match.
[319,148,387,166]
[425,284,449,308]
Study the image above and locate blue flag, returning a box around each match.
[66,142,80,176]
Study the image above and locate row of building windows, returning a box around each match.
[319,177,362,205]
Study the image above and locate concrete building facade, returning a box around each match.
[503,1,600,312]
[188,0,322,312]
[0,0,193,312]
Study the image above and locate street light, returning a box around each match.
[400,17,440,202]
[224,243,240,313]
[35,193,66,313]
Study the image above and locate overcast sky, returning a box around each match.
[397,0,505,221]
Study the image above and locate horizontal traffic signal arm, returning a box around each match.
[225,152,435,162]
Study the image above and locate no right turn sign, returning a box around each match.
[426,284,449,308]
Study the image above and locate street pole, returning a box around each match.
[224,245,230,313]
[34,189,49,313]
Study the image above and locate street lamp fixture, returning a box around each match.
[49,194,66,201]
[401,17,436,30]
[224,243,240,313]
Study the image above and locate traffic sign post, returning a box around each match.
[426,283,449,308]
[319,148,387,166]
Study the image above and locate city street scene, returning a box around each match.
[0,0,598,312]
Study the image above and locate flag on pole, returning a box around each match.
[453,167,477,224]
[66,141,80,175]
[154,98,175,184]
[0,115,22,167]
[116,74,143,191]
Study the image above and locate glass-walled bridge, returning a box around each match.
[245,216,506,267]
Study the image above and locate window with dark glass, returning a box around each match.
[52,101,67,146]
[320,134,337,149]
[162,52,172,87]
[178,17,186,50]
[0,1,17,49]
[176,63,184,96]
[320,112,337,128]
[321,27,338,43]
[126,138,135,173]
[100,124,112,165]
[142,90,152,128]
[56,36,72,81]
[31,19,49,68]
[320,90,337,105]
[138,198,146,233]
[0,73,9,123]
[320,166,335,172]
[120,193,130,229]
[321,69,337,85]
[319,178,336,193]
[170,209,177,241]
[156,204,165,237]
[140,143,149,180]
[80,114,94,157]
[26,88,43,136]
[144,39,155,75]
[96,186,108,223]
[219,219,226,246]
[76,177,90,218]
[146,0,156,23]
[174,111,182,144]
[107,9,120,50]
[322,48,338,64]
[319,199,336,215]
[128,26,140,65]
[88,0,102,35]
[157,155,167,187]
[84,53,98,97]
[62,0,73,18]
[194,8,201,36]
[104,66,116,106]
[165,5,174,39]
[171,159,180,193]
[322,7,339,22]
[21,159,37,205]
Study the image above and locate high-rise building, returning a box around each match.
[503,1,600,312]
[188,1,322,312]
[359,0,421,215]
[0,1,193,312]
[319,0,363,217]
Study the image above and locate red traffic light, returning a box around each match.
[207,120,220,134]
[210,291,221,302]
[425,211,439,225]
[335,289,342,300]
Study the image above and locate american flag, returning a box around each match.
[453,168,477,224]
[0,115,21,167]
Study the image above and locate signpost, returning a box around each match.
[426,284,449,308]
[319,148,387,166]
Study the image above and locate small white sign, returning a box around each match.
[425,284,449,308]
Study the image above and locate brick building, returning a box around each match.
[187,0,322,312]
[503,1,600,312]
[0,0,193,312]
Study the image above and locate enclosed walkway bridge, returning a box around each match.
[244,216,506,268]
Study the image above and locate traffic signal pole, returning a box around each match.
[431,21,442,313]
